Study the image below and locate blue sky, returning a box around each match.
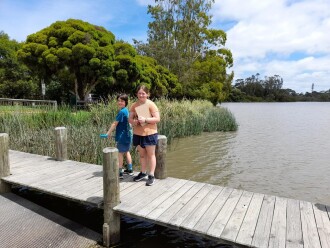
[1,0,329,93]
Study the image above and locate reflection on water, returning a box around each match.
[167,102,330,205]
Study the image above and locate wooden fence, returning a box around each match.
[0,98,57,110]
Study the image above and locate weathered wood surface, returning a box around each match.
[3,150,330,248]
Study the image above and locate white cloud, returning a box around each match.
[212,0,330,92]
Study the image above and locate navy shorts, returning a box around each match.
[117,143,130,153]
[133,133,158,148]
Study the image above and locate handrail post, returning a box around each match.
[55,127,67,161]
[155,135,167,179]
[0,133,11,193]
[103,147,120,247]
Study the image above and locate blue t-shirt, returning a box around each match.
[115,107,132,144]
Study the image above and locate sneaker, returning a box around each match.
[146,175,155,186]
[119,170,124,179]
[133,172,147,182]
[124,169,134,176]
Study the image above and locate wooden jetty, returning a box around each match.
[1,133,330,247]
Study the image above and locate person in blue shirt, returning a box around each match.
[106,94,133,179]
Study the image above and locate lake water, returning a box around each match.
[166,102,330,206]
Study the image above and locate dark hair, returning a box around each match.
[117,93,128,106]
[136,84,150,94]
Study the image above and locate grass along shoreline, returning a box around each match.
[0,98,238,168]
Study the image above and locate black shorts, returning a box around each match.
[133,133,158,148]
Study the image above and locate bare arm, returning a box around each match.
[106,121,118,138]
[139,111,160,124]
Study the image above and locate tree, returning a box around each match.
[17,19,116,101]
[187,50,233,104]
[134,0,233,104]
[95,41,182,98]
[0,31,38,98]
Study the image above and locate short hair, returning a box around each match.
[117,93,128,106]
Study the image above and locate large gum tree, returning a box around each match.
[18,19,116,101]
[135,0,233,104]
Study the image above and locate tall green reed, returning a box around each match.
[0,98,237,168]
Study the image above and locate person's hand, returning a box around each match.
[132,119,139,126]
[138,116,146,124]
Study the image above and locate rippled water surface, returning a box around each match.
[166,102,330,205]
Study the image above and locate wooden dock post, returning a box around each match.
[54,127,67,161]
[0,133,11,193]
[155,135,167,179]
[102,147,120,247]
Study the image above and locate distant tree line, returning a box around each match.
[228,73,330,102]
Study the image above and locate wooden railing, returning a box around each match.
[0,98,57,110]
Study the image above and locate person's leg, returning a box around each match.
[126,152,132,164]
[145,145,156,175]
[133,145,148,181]
[118,152,124,169]
[137,145,147,173]
[145,145,156,186]
[118,152,124,179]
[125,151,133,173]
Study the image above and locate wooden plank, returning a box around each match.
[146,180,196,220]
[170,183,214,228]
[31,168,100,188]
[9,159,65,174]
[41,178,102,203]
[268,196,287,248]
[114,178,179,215]
[193,187,233,234]
[67,176,103,196]
[300,201,321,248]
[136,179,188,217]
[75,187,103,203]
[117,178,177,210]
[30,173,98,197]
[10,156,52,166]
[286,198,303,248]
[44,174,102,197]
[313,203,330,248]
[180,185,223,231]
[157,182,205,223]
[235,193,264,246]
[120,180,146,197]
[251,195,275,248]
[207,189,243,238]
[9,151,48,162]
[4,162,76,185]
[120,180,137,191]
[39,169,102,191]
[220,191,253,242]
